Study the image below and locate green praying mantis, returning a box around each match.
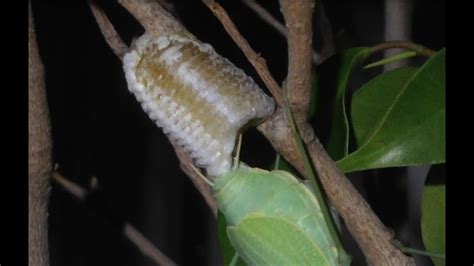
[193,133,350,265]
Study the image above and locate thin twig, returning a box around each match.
[171,140,218,217]
[370,41,436,57]
[202,0,284,106]
[52,171,87,199]
[124,224,176,266]
[52,170,177,266]
[88,0,128,58]
[241,0,323,65]
[241,0,287,37]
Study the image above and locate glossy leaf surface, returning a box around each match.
[338,49,445,172]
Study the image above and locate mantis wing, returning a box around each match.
[227,213,332,266]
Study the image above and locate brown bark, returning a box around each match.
[118,0,193,39]
[29,2,52,266]
[279,0,314,124]
[88,0,129,58]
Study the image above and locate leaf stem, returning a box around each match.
[274,153,281,170]
[402,247,445,259]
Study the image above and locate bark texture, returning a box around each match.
[29,2,53,266]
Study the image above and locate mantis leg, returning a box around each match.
[232,133,243,170]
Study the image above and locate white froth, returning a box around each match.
[122,33,274,177]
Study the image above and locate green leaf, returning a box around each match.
[217,212,246,266]
[421,184,445,266]
[337,48,445,173]
[351,67,419,146]
[326,47,370,160]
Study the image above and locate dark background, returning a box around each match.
[30,0,445,265]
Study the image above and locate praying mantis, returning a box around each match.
[123,32,350,265]
[194,133,348,265]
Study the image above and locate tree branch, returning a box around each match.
[279,0,314,125]
[29,2,52,265]
[118,0,193,39]
[202,0,284,106]
[306,139,415,265]
[156,0,177,16]
[88,0,129,58]
[52,171,177,266]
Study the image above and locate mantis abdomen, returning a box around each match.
[214,167,340,265]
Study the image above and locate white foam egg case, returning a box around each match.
[122,33,275,177]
